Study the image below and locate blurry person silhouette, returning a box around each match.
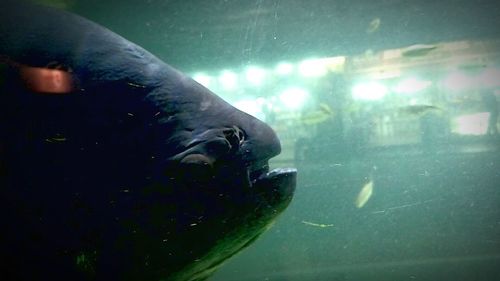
[482,90,498,136]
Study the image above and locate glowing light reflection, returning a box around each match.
[279,88,309,110]
[352,82,388,100]
[452,112,489,135]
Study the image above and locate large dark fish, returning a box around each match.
[0,1,296,280]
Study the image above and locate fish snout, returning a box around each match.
[239,116,281,164]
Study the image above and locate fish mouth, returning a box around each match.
[250,165,297,203]
[248,162,271,183]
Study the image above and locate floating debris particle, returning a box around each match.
[302,220,334,228]
[366,17,381,33]
[355,179,374,208]
[127,82,146,88]
[397,105,442,116]
[45,135,67,142]
[402,44,437,57]
[300,103,334,125]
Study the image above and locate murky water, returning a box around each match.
[9,1,500,280]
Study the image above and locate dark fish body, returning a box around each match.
[0,1,296,280]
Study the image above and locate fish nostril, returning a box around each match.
[237,128,246,145]
[223,126,245,152]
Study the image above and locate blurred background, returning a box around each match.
[35,0,500,280]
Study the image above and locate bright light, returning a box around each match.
[298,57,345,77]
[352,82,388,100]
[298,59,328,77]
[394,77,432,94]
[192,73,212,88]
[245,66,266,86]
[256,97,267,106]
[279,87,309,110]
[275,62,294,75]
[443,71,474,91]
[477,67,500,88]
[452,112,489,135]
[444,67,500,91]
[323,56,346,72]
[233,99,265,120]
[219,70,238,90]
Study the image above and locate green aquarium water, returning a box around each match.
[14,0,500,280]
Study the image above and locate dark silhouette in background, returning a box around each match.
[483,90,498,136]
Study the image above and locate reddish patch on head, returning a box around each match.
[20,66,74,94]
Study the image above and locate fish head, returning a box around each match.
[147,77,297,279]
[0,2,296,280]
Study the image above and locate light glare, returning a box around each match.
[298,59,328,77]
[452,112,489,135]
[192,73,212,88]
[279,88,309,110]
[219,70,238,90]
[394,77,432,94]
[275,62,294,75]
[245,66,266,86]
[352,82,388,100]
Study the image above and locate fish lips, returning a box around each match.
[252,167,297,207]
